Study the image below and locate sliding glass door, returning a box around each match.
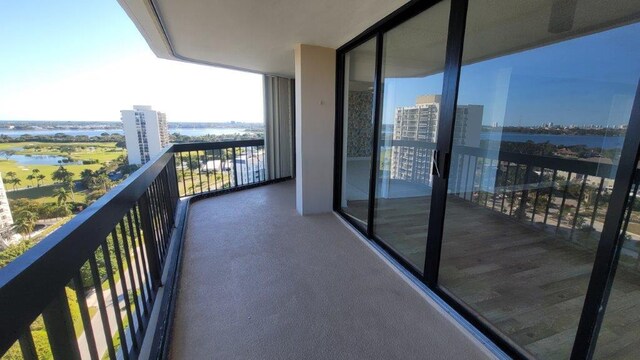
[340,38,377,227]
[438,1,640,358]
[372,0,451,273]
[335,0,640,358]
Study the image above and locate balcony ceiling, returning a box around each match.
[119,0,640,80]
[117,0,408,77]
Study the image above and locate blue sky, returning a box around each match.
[0,0,264,122]
[382,21,640,127]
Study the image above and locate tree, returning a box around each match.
[31,169,42,187]
[59,146,76,156]
[52,205,71,218]
[53,187,70,206]
[90,172,112,192]
[26,174,35,187]
[52,166,75,200]
[52,166,73,184]
[86,189,107,204]
[5,171,16,180]
[36,174,46,187]
[80,169,94,188]
[0,150,16,160]
[14,210,38,238]
[9,178,21,190]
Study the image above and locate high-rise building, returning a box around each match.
[121,105,170,165]
[390,95,482,184]
[0,173,14,246]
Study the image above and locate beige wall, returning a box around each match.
[294,44,336,215]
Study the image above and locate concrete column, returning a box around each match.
[294,44,336,215]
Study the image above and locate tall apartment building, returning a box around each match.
[121,105,170,165]
[391,95,482,184]
[0,173,14,246]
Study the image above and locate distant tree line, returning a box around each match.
[481,140,619,161]
[0,133,125,144]
[483,126,626,137]
[170,131,264,143]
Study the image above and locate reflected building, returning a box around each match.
[390,95,482,184]
[0,173,14,247]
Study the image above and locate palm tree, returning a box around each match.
[54,187,70,206]
[36,174,46,187]
[26,174,35,187]
[52,166,73,183]
[91,173,112,192]
[80,169,94,188]
[14,210,38,238]
[9,178,21,190]
[5,171,16,180]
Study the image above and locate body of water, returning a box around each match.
[0,127,254,138]
[481,132,625,149]
[10,154,81,166]
[0,129,122,138]
[170,128,250,136]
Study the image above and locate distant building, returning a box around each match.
[390,95,483,184]
[121,105,170,165]
[0,173,14,246]
[199,149,266,185]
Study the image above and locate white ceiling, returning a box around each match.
[118,0,640,80]
[117,0,408,78]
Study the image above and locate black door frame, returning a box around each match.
[332,0,640,359]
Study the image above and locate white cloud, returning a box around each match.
[0,52,264,122]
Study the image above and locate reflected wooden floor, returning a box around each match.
[345,197,640,359]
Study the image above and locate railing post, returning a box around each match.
[18,328,37,360]
[232,146,239,186]
[168,154,180,207]
[41,288,81,360]
[139,192,162,291]
[516,163,533,220]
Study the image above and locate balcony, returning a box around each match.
[1,138,640,359]
[0,140,496,359]
[4,0,640,358]
[169,180,492,359]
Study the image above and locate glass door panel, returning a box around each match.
[593,159,640,359]
[340,38,377,226]
[372,0,451,272]
[439,0,640,358]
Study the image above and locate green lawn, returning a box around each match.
[0,142,125,189]
[7,184,88,204]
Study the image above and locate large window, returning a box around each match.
[336,0,640,358]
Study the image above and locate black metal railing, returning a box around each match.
[0,140,266,360]
[448,146,621,240]
[386,140,640,270]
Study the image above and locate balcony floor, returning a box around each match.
[169,181,492,359]
[345,195,640,359]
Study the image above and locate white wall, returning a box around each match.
[121,111,143,165]
[294,44,336,215]
[144,111,164,155]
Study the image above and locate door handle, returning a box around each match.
[432,150,441,177]
[431,149,450,180]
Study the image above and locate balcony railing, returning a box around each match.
[0,140,268,360]
[387,140,640,269]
